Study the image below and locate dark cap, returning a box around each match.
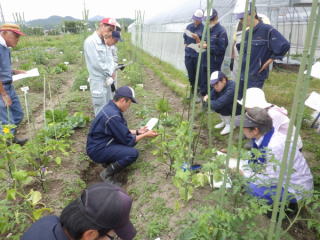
[77,182,136,240]
[112,31,123,42]
[210,71,226,85]
[114,86,137,103]
[235,107,272,128]
[210,8,218,20]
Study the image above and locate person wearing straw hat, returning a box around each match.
[22,182,137,240]
[199,8,228,99]
[86,86,158,183]
[238,87,303,150]
[237,5,290,99]
[84,18,117,116]
[235,108,313,205]
[183,9,204,102]
[203,71,241,135]
[0,23,28,145]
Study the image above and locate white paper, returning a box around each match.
[184,29,194,38]
[146,118,158,130]
[186,43,205,53]
[115,60,133,70]
[20,86,30,93]
[305,91,320,112]
[12,68,39,81]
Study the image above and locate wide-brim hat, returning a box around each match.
[0,23,25,36]
[237,88,272,109]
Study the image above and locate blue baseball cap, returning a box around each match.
[114,86,137,103]
[210,71,226,85]
[112,31,123,42]
[210,8,218,20]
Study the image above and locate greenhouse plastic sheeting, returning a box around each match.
[129,0,320,74]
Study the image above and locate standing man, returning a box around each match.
[22,182,137,240]
[238,6,290,99]
[86,86,158,182]
[200,8,228,99]
[183,9,204,101]
[0,24,27,145]
[84,18,117,116]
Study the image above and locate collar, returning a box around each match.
[0,35,7,47]
[93,31,104,45]
[254,135,264,146]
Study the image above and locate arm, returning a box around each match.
[130,126,158,142]
[210,84,234,111]
[268,28,290,61]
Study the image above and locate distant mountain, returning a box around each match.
[89,15,104,22]
[27,15,80,29]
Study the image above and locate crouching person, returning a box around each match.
[204,71,241,135]
[235,108,313,206]
[22,182,137,240]
[86,86,158,182]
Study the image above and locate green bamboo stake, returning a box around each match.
[187,8,210,165]
[274,3,320,238]
[220,0,253,199]
[267,0,319,238]
[43,75,47,127]
[48,79,57,140]
[206,0,213,148]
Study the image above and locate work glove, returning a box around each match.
[105,77,114,86]
[118,64,125,71]
[230,58,234,71]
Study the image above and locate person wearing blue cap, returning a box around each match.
[86,86,158,183]
[237,5,290,99]
[84,18,117,116]
[199,8,228,98]
[203,71,241,135]
[22,182,137,240]
[183,9,204,101]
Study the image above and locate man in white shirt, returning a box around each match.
[235,107,313,205]
[84,18,117,116]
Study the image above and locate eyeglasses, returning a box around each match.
[106,233,120,240]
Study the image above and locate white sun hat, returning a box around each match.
[238,88,272,109]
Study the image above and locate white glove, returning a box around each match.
[105,77,114,86]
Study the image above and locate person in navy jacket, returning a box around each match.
[200,8,228,98]
[86,86,158,182]
[203,71,241,135]
[237,7,290,99]
[183,9,204,99]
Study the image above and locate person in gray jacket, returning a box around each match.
[84,18,117,116]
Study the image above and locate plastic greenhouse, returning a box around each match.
[129,0,319,74]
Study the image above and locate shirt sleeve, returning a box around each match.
[268,28,290,60]
[210,83,234,111]
[84,38,113,77]
[106,115,136,147]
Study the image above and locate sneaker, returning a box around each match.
[220,124,231,135]
[214,121,225,129]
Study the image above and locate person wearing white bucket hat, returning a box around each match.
[238,88,303,149]
[183,9,204,101]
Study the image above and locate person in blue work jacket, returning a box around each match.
[0,24,28,145]
[183,9,204,101]
[203,71,241,135]
[86,86,158,182]
[200,8,228,98]
[237,6,290,99]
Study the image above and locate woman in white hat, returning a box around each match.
[238,88,303,149]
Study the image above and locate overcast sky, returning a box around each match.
[0,0,185,22]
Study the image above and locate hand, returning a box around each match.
[138,126,148,134]
[202,42,207,49]
[1,94,12,107]
[143,130,158,138]
[105,77,114,86]
[203,95,208,102]
[191,33,200,43]
[258,59,273,73]
[111,72,116,79]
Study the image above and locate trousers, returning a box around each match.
[89,78,113,116]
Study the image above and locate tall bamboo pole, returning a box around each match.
[274,3,320,239]
[267,0,319,239]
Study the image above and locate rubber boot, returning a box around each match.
[220,116,231,135]
[13,136,28,146]
[214,114,225,129]
[100,162,124,183]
